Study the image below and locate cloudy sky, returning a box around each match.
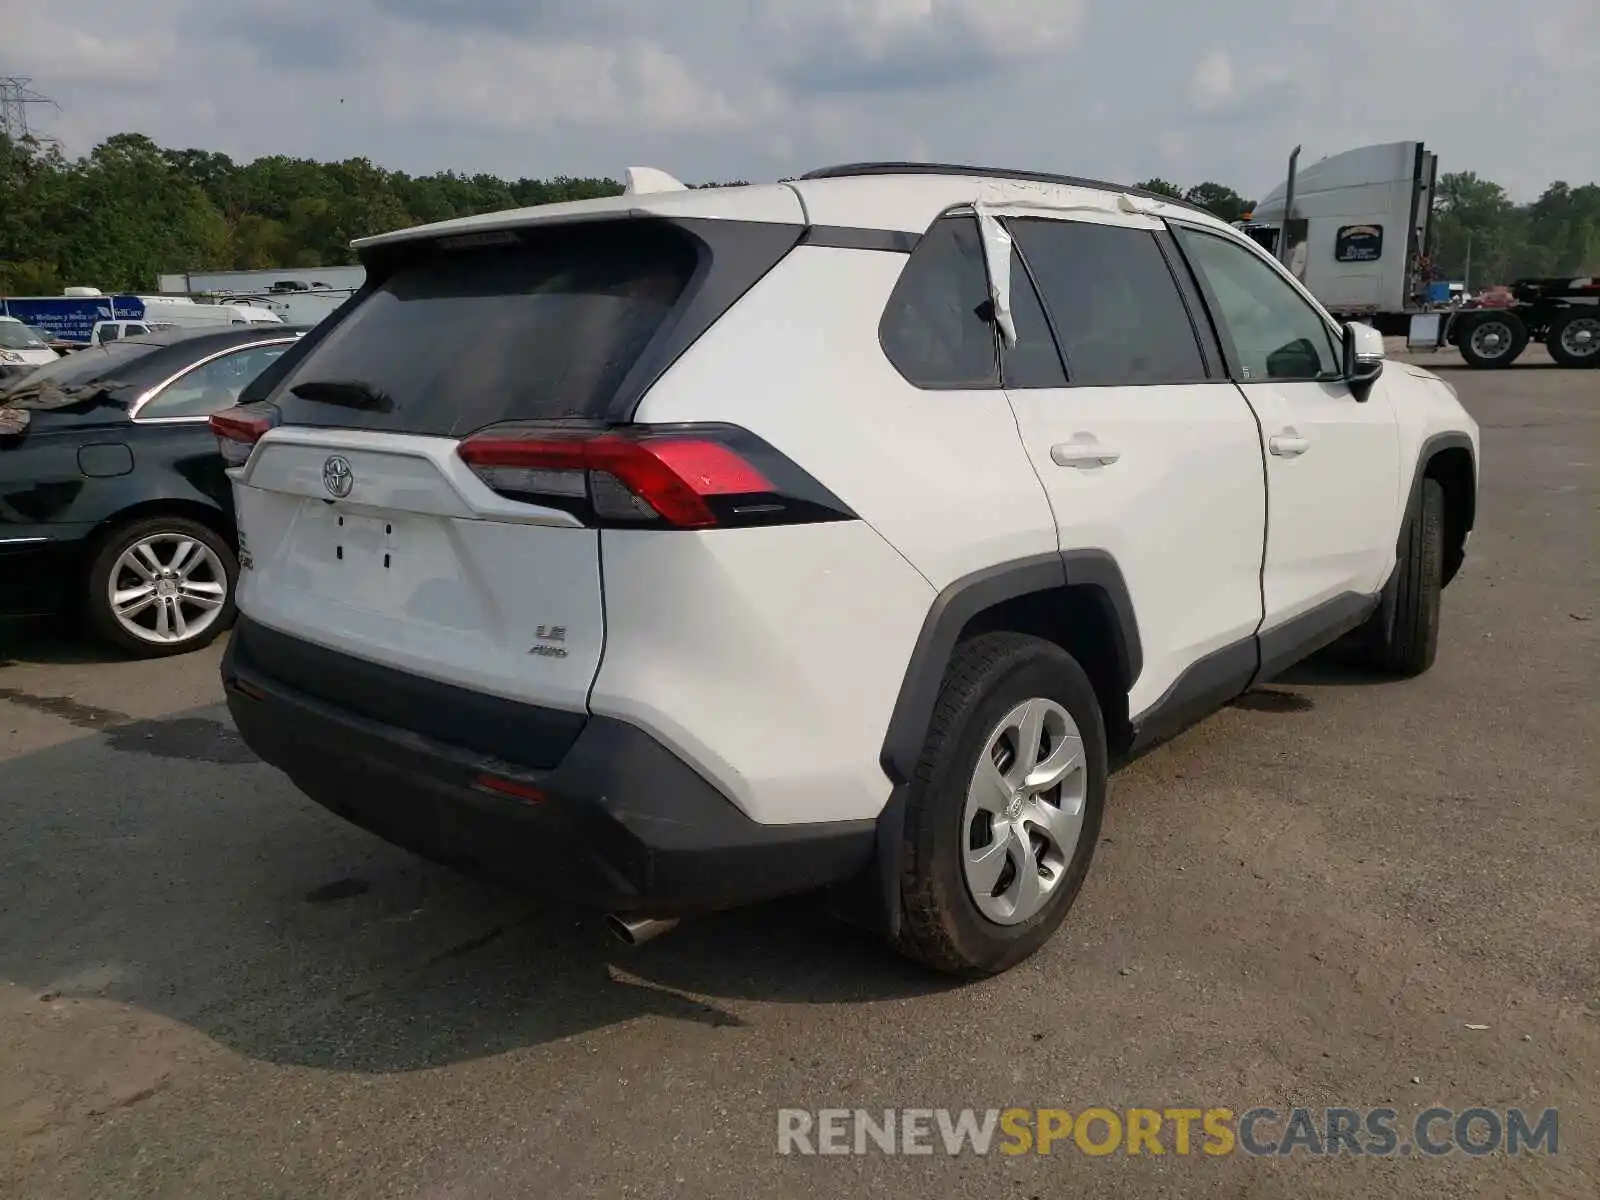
[8,0,1597,201]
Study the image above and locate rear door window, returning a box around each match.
[1008,219,1208,386]
[270,222,700,436]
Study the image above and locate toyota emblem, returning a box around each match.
[322,454,354,498]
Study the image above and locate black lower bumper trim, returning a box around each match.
[222,631,876,915]
[230,616,586,769]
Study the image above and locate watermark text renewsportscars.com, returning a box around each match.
[777,1106,1559,1158]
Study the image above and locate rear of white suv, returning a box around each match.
[217,194,934,927]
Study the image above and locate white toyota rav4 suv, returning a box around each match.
[214,163,1479,976]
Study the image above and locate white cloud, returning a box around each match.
[759,0,1090,91]
[6,21,184,90]
[1189,50,1235,111]
[759,0,1087,55]
[361,31,761,135]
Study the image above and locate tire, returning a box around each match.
[1363,479,1444,677]
[1546,311,1600,369]
[1456,311,1528,369]
[893,633,1107,977]
[86,515,238,658]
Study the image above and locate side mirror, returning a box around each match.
[1343,321,1385,397]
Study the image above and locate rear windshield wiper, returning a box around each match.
[288,379,395,412]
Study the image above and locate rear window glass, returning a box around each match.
[0,340,155,399]
[271,223,700,435]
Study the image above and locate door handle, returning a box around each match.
[1268,430,1310,458]
[1050,437,1121,468]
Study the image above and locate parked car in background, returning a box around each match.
[0,316,60,382]
[90,319,180,346]
[0,325,306,656]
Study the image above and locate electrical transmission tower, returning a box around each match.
[0,76,59,141]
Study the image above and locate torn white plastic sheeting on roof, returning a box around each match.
[624,167,688,195]
[972,174,1176,213]
[974,198,1165,226]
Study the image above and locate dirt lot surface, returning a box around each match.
[2,348,1595,1198]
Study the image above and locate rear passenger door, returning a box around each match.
[1001,213,1268,719]
[1169,225,1401,646]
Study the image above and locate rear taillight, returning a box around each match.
[456,423,855,530]
[209,403,281,467]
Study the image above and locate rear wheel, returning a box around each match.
[894,633,1107,976]
[86,516,238,658]
[1456,311,1528,368]
[1547,311,1600,368]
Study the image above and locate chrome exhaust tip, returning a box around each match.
[606,914,681,946]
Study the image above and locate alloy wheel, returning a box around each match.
[108,533,229,646]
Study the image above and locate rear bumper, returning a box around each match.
[222,619,876,915]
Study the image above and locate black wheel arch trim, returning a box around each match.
[1060,549,1143,693]
[852,549,1141,941]
[1404,432,1476,587]
[1405,432,1476,537]
[878,549,1142,788]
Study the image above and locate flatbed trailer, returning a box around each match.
[1416,277,1600,369]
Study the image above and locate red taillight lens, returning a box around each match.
[458,425,794,530]
[472,773,547,804]
[209,404,280,467]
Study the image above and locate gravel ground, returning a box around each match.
[1,347,1595,1199]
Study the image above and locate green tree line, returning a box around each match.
[2,132,1594,294]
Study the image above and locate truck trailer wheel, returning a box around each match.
[1547,312,1600,368]
[1456,311,1528,369]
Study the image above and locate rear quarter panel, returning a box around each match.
[590,521,934,825]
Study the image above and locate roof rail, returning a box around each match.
[799,162,1211,216]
